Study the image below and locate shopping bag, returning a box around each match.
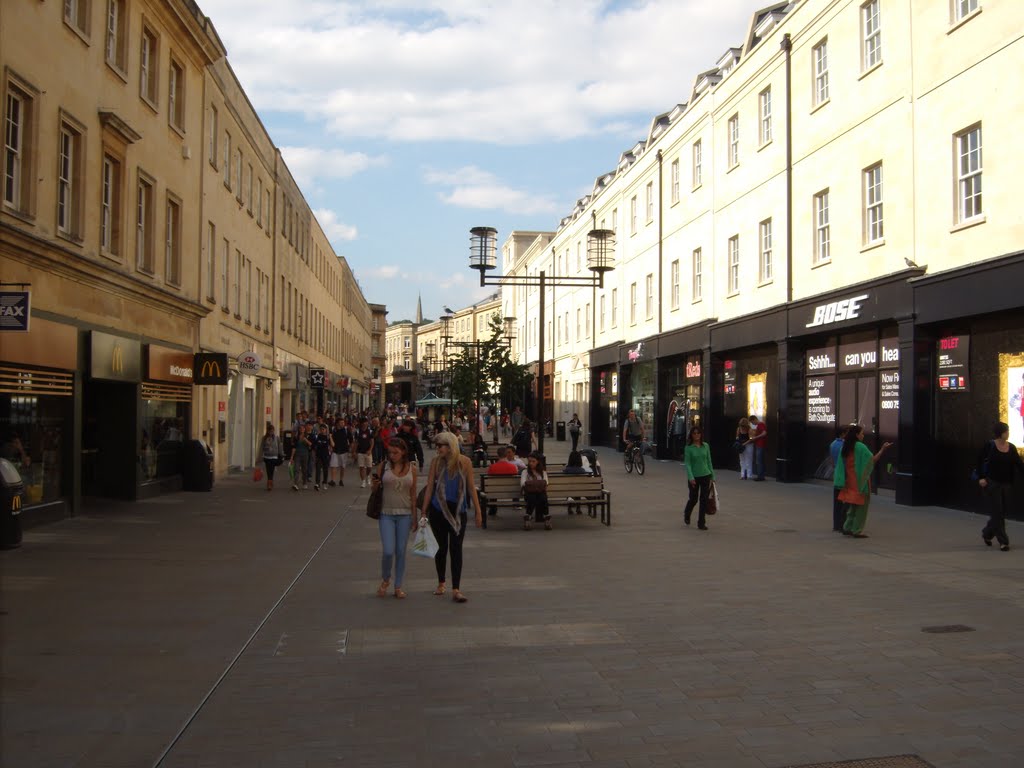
[288,462,295,481]
[252,467,263,482]
[707,481,719,515]
[411,519,439,559]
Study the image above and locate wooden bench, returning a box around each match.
[477,473,610,528]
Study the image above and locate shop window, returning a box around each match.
[141,400,188,481]
[2,394,68,507]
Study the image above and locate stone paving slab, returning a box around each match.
[2,444,1024,767]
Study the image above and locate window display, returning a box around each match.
[1,395,66,506]
[141,399,189,480]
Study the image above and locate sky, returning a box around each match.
[199,0,765,323]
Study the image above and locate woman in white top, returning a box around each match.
[371,437,418,599]
[520,450,551,530]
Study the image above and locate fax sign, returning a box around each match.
[0,291,30,332]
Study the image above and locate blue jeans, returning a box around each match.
[379,514,413,587]
[754,445,766,480]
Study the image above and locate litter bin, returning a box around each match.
[556,421,566,441]
[181,439,214,492]
[1,458,25,549]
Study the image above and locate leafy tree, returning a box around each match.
[446,313,533,413]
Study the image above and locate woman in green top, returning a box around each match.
[683,425,715,530]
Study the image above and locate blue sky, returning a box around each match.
[199,0,762,322]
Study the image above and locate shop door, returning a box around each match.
[82,381,138,499]
[838,374,891,488]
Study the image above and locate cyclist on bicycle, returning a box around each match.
[621,409,646,456]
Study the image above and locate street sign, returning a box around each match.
[0,290,30,332]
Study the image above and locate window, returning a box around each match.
[256,178,263,226]
[208,106,218,167]
[645,181,654,222]
[100,154,122,256]
[759,219,773,283]
[611,288,618,328]
[862,0,882,71]
[165,196,181,285]
[105,1,127,72]
[168,57,185,131]
[585,303,591,338]
[57,119,83,239]
[759,88,772,146]
[645,273,654,319]
[234,250,242,315]
[953,0,979,22]
[728,236,740,294]
[223,132,231,187]
[234,148,242,201]
[670,159,680,204]
[4,82,36,214]
[629,282,637,325]
[246,163,253,213]
[728,114,739,167]
[245,258,252,323]
[206,222,216,301]
[670,259,680,309]
[576,308,581,340]
[140,26,158,105]
[576,242,581,272]
[135,172,155,272]
[265,189,272,235]
[599,294,606,332]
[863,163,884,244]
[630,196,637,234]
[221,238,229,310]
[64,0,90,37]
[692,248,703,302]
[813,39,829,106]
[255,268,262,329]
[611,208,618,233]
[692,140,702,188]
[956,125,982,222]
[814,190,831,264]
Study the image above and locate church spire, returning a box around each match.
[415,293,423,324]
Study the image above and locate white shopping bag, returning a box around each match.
[411,519,439,559]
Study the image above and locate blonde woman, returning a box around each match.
[735,417,753,480]
[419,431,483,603]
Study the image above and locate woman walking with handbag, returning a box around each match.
[568,414,582,452]
[419,431,483,603]
[976,421,1023,551]
[683,426,715,530]
[521,451,551,530]
[259,423,283,491]
[371,438,418,599]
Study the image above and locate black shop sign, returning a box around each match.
[937,335,969,391]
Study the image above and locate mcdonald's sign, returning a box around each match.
[90,331,141,381]
[193,353,228,385]
[11,493,22,514]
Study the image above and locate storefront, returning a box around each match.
[140,344,194,496]
[912,251,1024,515]
[0,317,77,523]
[657,323,712,460]
[589,341,621,449]
[618,338,657,450]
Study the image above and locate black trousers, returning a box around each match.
[315,453,331,485]
[570,431,580,451]
[524,491,549,522]
[832,487,846,531]
[982,482,1011,546]
[263,457,281,482]
[684,475,712,526]
[429,505,467,589]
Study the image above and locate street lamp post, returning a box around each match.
[469,226,615,454]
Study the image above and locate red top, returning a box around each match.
[487,460,519,476]
[752,422,767,448]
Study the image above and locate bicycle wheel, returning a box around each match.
[635,451,646,475]
[624,449,633,473]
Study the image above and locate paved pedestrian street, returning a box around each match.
[3,445,1023,768]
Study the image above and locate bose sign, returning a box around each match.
[805,294,870,329]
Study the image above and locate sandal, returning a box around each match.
[394,588,407,599]
[376,579,390,597]
[433,583,446,596]
[452,590,468,603]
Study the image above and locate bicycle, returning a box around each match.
[623,440,646,475]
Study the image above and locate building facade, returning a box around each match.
[503,0,1024,511]
[1,0,374,524]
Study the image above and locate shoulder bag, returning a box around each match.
[366,462,384,519]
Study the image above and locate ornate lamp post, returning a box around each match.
[469,226,615,453]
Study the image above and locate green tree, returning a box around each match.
[445,313,533,413]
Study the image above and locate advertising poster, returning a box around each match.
[747,372,767,420]
[723,360,737,395]
[806,375,836,425]
[879,369,900,438]
[937,335,969,391]
[1001,353,1024,447]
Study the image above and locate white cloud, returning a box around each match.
[312,208,359,243]
[424,165,559,215]
[200,0,761,144]
[281,146,387,189]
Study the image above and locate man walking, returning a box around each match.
[353,417,375,488]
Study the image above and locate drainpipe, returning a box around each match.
[656,150,664,335]
[781,33,793,307]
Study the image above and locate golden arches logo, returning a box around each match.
[112,344,124,375]
[200,360,222,379]
[11,494,21,513]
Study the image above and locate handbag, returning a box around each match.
[366,484,383,519]
[523,478,546,494]
[411,521,439,558]
[252,467,263,482]
[732,440,746,454]
[707,481,719,515]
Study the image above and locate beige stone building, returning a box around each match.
[1,0,374,521]
[502,0,1024,509]
[368,303,388,411]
